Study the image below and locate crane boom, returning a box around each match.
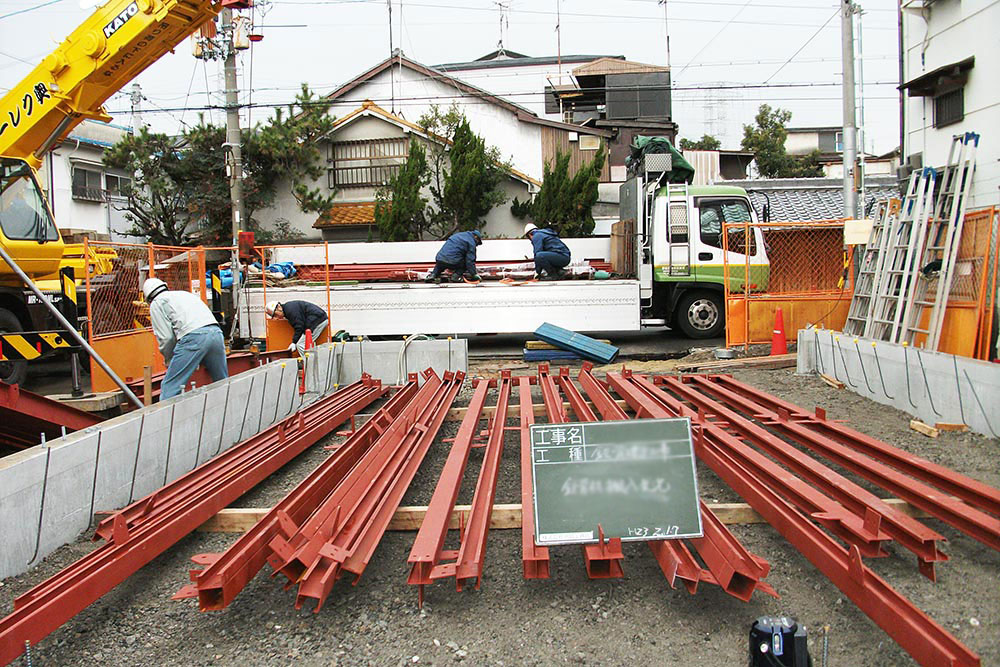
[0,0,220,169]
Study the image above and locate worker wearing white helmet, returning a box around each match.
[524,222,571,280]
[143,278,228,399]
[265,300,329,356]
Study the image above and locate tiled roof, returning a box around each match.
[725,177,902,222]
[313,202,381,228]
[572,57,668,76]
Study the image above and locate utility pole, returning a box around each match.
[841,0,858,219]
[129,83,145,131]
[222,7,244,339]
[659,0,671,70]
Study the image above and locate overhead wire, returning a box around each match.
[764,7,841,83]
[675,0,753,80]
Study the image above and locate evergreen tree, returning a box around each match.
[679,134,722,151]
[741,104,822,178]
[511,146,605,237]
[374,138,430,241]
[104,85,336,245]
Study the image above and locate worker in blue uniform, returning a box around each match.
[425,229,482,283]
[524,223,571,280]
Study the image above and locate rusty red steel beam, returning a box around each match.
[576,364,775,600]
[696,375,1000,554]
[0,381,102,449]
[517,374,549,579]
[452,372,513,589]
[606,371,980,667]
[0,379,382,667]
[177,378,415,611]
[539,365,624,579]
[408,378,492,605]
[270,371,465,612]
[710,374,1000,518]
[607,371,892,559]
[268,371,446,597]
[657,375,949,580]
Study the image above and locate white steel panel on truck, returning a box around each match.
[248,281,640,336]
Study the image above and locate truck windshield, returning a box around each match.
[0,158,59,242]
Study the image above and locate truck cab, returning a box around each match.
[622,156,768,339]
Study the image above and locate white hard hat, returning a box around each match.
[142,278,167,301]
[523,223,538,237]
[265,301,280,317]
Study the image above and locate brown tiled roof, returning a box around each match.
[313,202,382,228]
[572,57,668,76]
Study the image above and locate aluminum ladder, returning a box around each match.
[665,183,691,276]
[900,132,979,350]
[843,198,899,337]
[867,167,937,342]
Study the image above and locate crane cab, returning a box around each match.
[0,157,64,285]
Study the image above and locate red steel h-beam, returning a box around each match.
[517,374,549,579]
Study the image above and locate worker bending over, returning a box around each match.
[143,278,228,400]
[425,229,482,283]
[524,223,571,280]
[266,300,329,356]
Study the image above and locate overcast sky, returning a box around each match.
[1,0,901,154]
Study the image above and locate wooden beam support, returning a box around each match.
[819,373,846,390]
[675,353,796,372]
[96,499,928,534]
[910,420,940,438]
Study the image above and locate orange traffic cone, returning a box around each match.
[771,307,788,356]
[304,328,314,351]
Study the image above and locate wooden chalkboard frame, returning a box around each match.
[530,417,703,545]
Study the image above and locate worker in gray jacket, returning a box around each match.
[143,278,228,400]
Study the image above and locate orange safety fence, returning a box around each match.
[83,240,210,392]
[723,219,853,349]
[253,243,333,352]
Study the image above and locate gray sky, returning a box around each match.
[1,0,901,153]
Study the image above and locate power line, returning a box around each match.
[764,7,840,83]
[0,0,65,21]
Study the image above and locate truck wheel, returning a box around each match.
[0,308,28,386]
[675,290,724,339]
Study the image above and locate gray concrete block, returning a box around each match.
[195,382,233,467]
[35,432,101,564]
[130,403,174,501]
[0,447,50,579]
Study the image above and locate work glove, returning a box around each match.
[287,343,296,352]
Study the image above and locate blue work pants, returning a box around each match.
[534,251,570,276]
[161,325,228,399]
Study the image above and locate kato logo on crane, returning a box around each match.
[103,1,139,39]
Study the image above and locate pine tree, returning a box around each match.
[679,135,722,151]
[512,146,605,237]
[431,118,508,237]
[374,138,430,241]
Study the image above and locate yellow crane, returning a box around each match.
[0,0,222,393]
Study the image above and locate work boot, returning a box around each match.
[450,272,464,283]
[424,273,437,283]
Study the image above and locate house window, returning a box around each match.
[579,135,601,151]
[834,131,844,153]
[72,166,104,202]
[105,174,130,197]
[329,138,409,188]
[933,88,964,128]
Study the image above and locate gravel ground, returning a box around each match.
[2,364,998,667]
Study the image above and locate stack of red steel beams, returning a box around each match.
[268,369,464,612]
[569,364,775,599]
[0,381,102,449]
[605,368,980,667]
[408,372,513,605]
[294,260,614,283]
[0,378,385,666]
[177,376,421,610]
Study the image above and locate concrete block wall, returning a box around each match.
[0,359,300,581]
[303,339,468,393]
[796,328,1000,437]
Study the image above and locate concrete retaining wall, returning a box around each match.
[0,359,300,581]
[796,328,1000,437]
[303,339,468,393]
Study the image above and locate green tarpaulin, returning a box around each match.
[625,136,695,184]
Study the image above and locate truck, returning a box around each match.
[248,152,769,341]
[0,0,220,384]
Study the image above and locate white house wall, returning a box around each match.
[903,0,999,208]
[439,62,579,122]
[39,141,131,238]
[335,67,545,183]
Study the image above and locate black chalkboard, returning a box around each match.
[530,418,702,545]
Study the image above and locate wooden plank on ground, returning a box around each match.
[96,499,928,534]
[819,373,846,390]
[675,353,796,372]
[910,420,940,438]
[934,422,969,433]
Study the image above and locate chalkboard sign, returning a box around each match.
[530,418,702,545]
